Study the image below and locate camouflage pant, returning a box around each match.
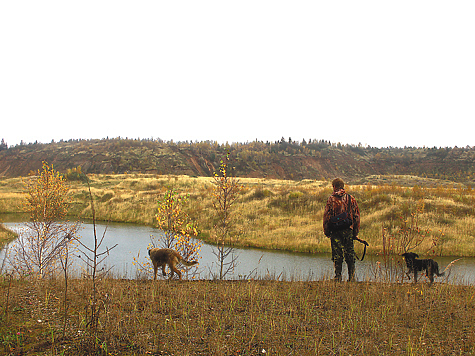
[330,228,356,280]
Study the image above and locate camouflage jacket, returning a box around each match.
[323,189,360,238]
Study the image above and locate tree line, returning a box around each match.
[1,137,475,184]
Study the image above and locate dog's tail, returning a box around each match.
[179,257,199,267]
[441,258,462,276]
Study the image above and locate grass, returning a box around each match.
[1,173,475,256]
[1,174,475,354]
[0,224,17,250]
[1,277,474,355]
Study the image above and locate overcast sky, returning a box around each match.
[1,1,474,148]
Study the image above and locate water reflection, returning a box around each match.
[2,221,474,285]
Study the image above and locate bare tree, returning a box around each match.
[59,234,73,338]
[211,152,241,279]
[76,180,117,332]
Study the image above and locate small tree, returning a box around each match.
[212,152,241,279]
[77,181,117,335]
[0,138,7,151]
[155,189,195,249]
[136,188,201,279]
[10,161,79,278]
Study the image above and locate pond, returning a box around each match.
[2,220,475,285]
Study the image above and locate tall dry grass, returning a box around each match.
[1,174,475,256]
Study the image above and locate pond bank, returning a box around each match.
[2,174,475,256]
[0,223,17,249]
[1,210,474,258]
[3,221,474,284]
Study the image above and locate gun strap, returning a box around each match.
[355,239,367,261]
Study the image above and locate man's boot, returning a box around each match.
[333,262,342,282]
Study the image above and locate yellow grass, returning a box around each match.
[1,174,475,256]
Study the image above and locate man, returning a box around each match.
[323,178,360,282]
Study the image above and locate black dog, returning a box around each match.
[401,252,445,284]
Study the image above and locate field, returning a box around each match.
[1,173,475,256]
[1,277,475,355]
[1,174,475,355]
[1,174,475,256]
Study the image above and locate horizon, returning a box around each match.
[1,135,471,150]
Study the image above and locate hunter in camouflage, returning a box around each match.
[323,178,361,281]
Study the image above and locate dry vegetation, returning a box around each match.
[1,278,474,355]
[1,174,475,355]
[0,224,16,250]
[1,173,475,256]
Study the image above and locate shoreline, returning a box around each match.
[1,217,473,258]
[1,173,475,257]
[0,222,17,249]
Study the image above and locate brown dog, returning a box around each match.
[401,252,445,284]
[148,248,198,280]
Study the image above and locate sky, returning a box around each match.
[1,1,474,149]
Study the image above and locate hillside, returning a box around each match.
[0,138,474,184]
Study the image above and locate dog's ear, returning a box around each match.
[414,253,419,258]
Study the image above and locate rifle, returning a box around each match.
[354,237,369,261]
